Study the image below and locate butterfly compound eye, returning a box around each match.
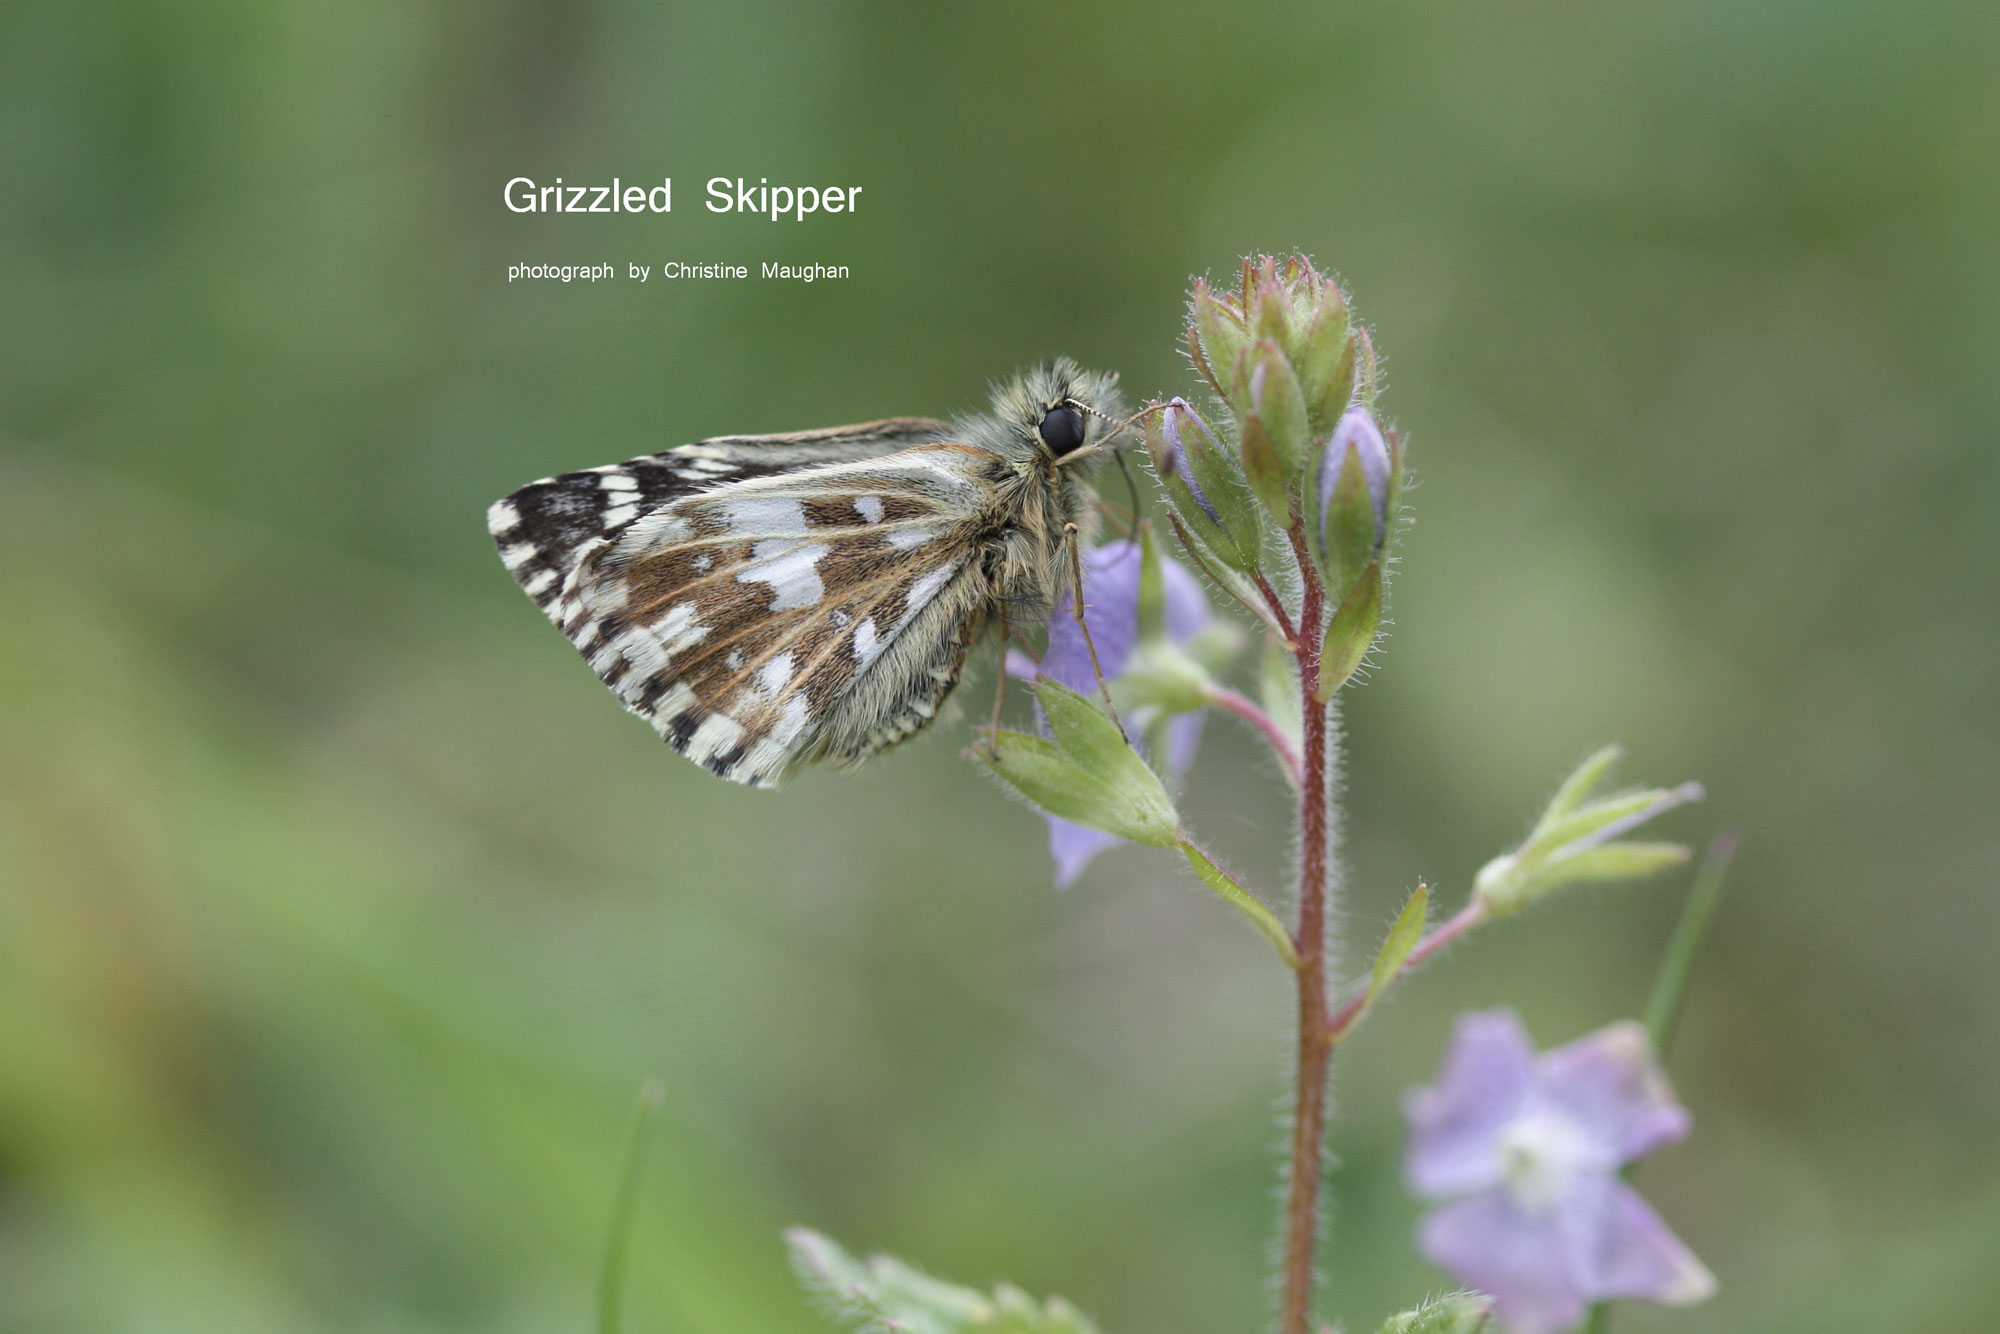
[1038,404,1086,455]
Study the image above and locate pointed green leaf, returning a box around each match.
[977,728,1174,847]
[1027,684,1180,846]
[1367,883,1430,1007]
[788,1229,1103,1334]
[1179,842,1301,970]
[1374,1292,1494,1333]
[1315,561,1381,700]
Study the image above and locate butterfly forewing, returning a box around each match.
[548,443,1006,787]
[487,417,952,620]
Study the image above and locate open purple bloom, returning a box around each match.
[1405,1010,1715,1334]
[1014,540,1210,886]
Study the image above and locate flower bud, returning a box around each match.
[1147,397,1264,571]
[1314,406,1393,596]
[1187,278,1250,399]
[1234,338,1311,517]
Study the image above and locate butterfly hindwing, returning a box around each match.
[487,417,952,620]
[551,443,1008,787]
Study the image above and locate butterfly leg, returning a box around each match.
[1062,521,1131,743]
[984,598,1010,758]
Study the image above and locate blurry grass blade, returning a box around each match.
[599,1078,666,1334]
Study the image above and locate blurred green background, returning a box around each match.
[4,1,1997,1330]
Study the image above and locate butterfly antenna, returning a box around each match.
[1062,521,1130,743]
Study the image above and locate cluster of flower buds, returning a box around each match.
[1146,256,1403,696]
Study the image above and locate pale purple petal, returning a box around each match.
[1404,1010,1536,1197]
[1043,542,1144,690]
[1049,819,1121,888]
[1553,1175,1717,1309]
[1535,1021,1691,1166]
[1417,1190,1586,1334]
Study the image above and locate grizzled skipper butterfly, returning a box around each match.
[489,358,1126,787]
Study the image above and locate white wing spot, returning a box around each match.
[523,568,558,597]
[755,652,795,699]
[887,526,936,550]
[693,553,713,572]
[854,496,885,523]
[601,503,639,529]
[853,618,884,669]
[600,472,639,492]
[718,496,806,534]
[488,499,522,535]
[738,539,826,611]
[726,648,745,671]
[901,564,957,627]
[768,695,814,747]
[685,713,745,763]
[501,542,538,569]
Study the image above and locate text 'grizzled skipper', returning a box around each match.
[504,177,863,222]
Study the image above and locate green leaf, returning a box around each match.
[977,726,1176,848]
[1373,1292,1494,1333]
[1367,884,1429,1008]
[1179,842,1301,970]
[1532,784,1703,858]
[1537,744,1624,831]
[789,1229,1103,1334]
[1315,561,1381,700]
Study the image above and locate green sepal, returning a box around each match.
[1179,841,1301,970]
[1119,643,1212,717]
[1366,883,1429,1011]
[788,1228,1104,1334]
[1294,292,1356,435]
[1315,561,1381,700]
[1373,1292,1495,1334]
[1190,279,1250,399]
[1237,404,1292,518]
[1352,323,1379,404]
[1536,840,1692,891]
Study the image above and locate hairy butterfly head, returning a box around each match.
[985,357,1127,468]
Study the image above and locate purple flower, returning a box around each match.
[1404,1010,1715,1334]
[1315,405,1392,555]
[1013,540,1211,886]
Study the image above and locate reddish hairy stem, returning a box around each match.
[1253,570,1300,645]
[1278,523,1332,1334]
[1325,900,1487,1046]
[1205,686,1304,789]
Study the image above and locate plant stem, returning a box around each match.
[1278,524,1332,1334]
[1205,685,1304,789]
[1325,899,1487,1046]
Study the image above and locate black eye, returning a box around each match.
[1038,404,1086,454]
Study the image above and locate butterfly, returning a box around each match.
[488,357,1128,788]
